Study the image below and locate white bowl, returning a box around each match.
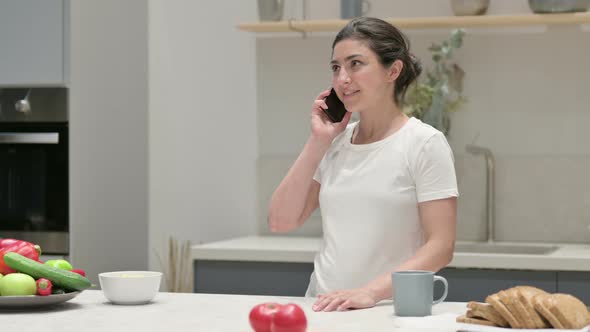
[99,271,162,305]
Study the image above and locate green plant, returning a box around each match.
[403,29,466,136]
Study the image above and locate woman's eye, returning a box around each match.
[351,60,361,67]
[331,65,340,72]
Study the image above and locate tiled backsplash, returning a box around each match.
[493,156,590,243]
[258,153,590,243]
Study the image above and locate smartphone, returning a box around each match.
[322,88,348,123]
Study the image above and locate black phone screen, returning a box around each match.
[323,88,348,123]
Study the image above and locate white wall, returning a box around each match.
[256,0,590,243]
[69,0,149,284]
[69,0,257,285]
[148,0,258,272]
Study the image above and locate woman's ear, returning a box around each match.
[387,59,404,82]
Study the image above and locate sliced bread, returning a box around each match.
[466,301,509,327]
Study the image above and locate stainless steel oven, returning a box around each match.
[0,88,68,254]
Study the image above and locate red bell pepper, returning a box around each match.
[71,269,86,277]
[36,278,53,296]
[0,238,42,274]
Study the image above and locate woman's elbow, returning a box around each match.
[430,240,454,269]
[444,249,454,266]
[441,242,455,266]
[267,214,297,233]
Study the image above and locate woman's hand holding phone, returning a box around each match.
[310,89,351,144]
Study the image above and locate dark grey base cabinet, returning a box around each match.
[557,272,590,304]
[194,260,313,296]
[434,268,557,302]
[194,261,590,303]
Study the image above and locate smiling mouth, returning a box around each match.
[343,90,359,97]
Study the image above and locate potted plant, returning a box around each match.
[403,29,466,136]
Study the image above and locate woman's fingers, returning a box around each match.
[314,289,377,312]
[323,297,347,312]
[316,88,332,100]
[313,293,339,311]
[337,299,353,311]
[312,297,330,311]
[313,291,351,312]
[313,99,328,112]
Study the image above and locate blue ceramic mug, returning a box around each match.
[392,270,448,317]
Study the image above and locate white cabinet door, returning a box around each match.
[0,0,64,85]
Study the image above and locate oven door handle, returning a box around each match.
[0,132,59,144]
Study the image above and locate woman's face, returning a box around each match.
[330,39,399,113]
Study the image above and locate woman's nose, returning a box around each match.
[336,69,351,84]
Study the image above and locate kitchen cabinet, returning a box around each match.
[0,0,66,86]
[556,271,590,304]
[435,269,590,303]
[194,260,313,296]
[434,268,557,302]
[194,261,590,303]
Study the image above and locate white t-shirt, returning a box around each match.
[306,117,458,297]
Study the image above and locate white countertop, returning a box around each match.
[3,290,470,332]
[192,236,590,271]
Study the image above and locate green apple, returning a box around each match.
[0,273,37,296]
[45,259,73,271]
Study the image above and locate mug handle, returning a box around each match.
[432,276,448,305]
[362,0,371,15]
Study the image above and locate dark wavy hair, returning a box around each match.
[332,17,422,105]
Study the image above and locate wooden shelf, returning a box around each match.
[237,12,590,33]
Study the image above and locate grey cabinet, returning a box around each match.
[557,272,590,304]
[435,269,590,303]
[194,260,314,296]
[434,268,557,302]
[0,0,65,85]
[194,261,590,304]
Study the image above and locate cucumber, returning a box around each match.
[3,252,91,291]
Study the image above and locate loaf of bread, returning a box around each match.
[457,313,499,326]
[456,286,590,329]
[486,290,522,328]
[532,293,590,329]
[517,286,551,328]
[466,301,509,327]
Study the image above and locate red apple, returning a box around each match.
[271,303,307,332]
[249,302,281,332]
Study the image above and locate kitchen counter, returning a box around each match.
[3,290,470,332]
[192,236,590,271]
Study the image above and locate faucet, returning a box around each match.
[465,144,495,243]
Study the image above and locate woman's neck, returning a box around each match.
[352,101,409,145]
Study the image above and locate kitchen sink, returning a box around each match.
[454,243,559,255]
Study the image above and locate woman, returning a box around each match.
[267,17,458,312]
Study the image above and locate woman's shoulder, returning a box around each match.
[404,118,454,167]
[404,117,444,145]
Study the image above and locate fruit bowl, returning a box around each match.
[0,290,82,308]
[99,271,162,305]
